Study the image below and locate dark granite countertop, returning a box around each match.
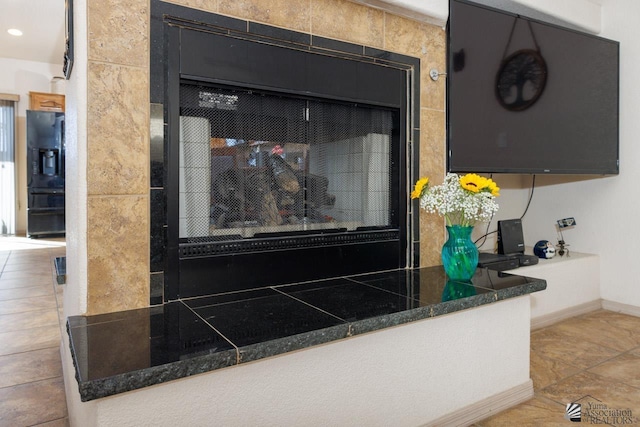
[67,266,546,401]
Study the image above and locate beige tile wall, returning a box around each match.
[86,0,150,314]
[83,0,445,314]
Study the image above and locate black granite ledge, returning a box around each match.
[237,324,351,364]
[68,324,239,403]
[67,266,545,402]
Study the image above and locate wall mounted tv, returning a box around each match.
[447,0,619,175]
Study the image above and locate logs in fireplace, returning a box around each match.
[211,155,335,230]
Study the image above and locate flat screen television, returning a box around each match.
[447,0,619,175]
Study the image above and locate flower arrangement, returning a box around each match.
[411,173,500,227]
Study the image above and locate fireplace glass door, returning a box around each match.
[179,82,397,242]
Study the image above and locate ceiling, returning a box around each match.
[0,0,65,65]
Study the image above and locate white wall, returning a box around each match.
[61,0,88,318]
[501,0,640,309]
[0,58,65,235]
[60,0,89,421]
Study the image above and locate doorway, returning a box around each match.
[0,98,17,236]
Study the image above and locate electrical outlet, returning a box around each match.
[557,217,576,228]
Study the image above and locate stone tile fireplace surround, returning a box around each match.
[80,0,446,316]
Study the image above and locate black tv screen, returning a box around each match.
[447,0,619,175]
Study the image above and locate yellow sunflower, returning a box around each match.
[485,178,500,197]
[411,177,429,199]
[459,173,487,193]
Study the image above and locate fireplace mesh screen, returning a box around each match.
[178,83,395,241]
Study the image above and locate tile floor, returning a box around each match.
[477,309,640,426]
[0,237,68,427]
[2,236,640,427]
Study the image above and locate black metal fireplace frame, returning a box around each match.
[150,1,421,302]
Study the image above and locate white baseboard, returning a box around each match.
[601,300,640,317]
[421,380,534,427]
[530,300,602,330]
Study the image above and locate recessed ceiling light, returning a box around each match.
[8,29,23,36]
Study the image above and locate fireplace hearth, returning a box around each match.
[150,1,420,301]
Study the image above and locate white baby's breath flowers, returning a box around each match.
[416,173,499,227]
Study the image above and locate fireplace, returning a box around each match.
[151,2,420,301]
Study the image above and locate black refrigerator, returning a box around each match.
[26,111,65,238]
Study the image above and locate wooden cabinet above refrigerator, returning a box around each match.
[29,91,65,112]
